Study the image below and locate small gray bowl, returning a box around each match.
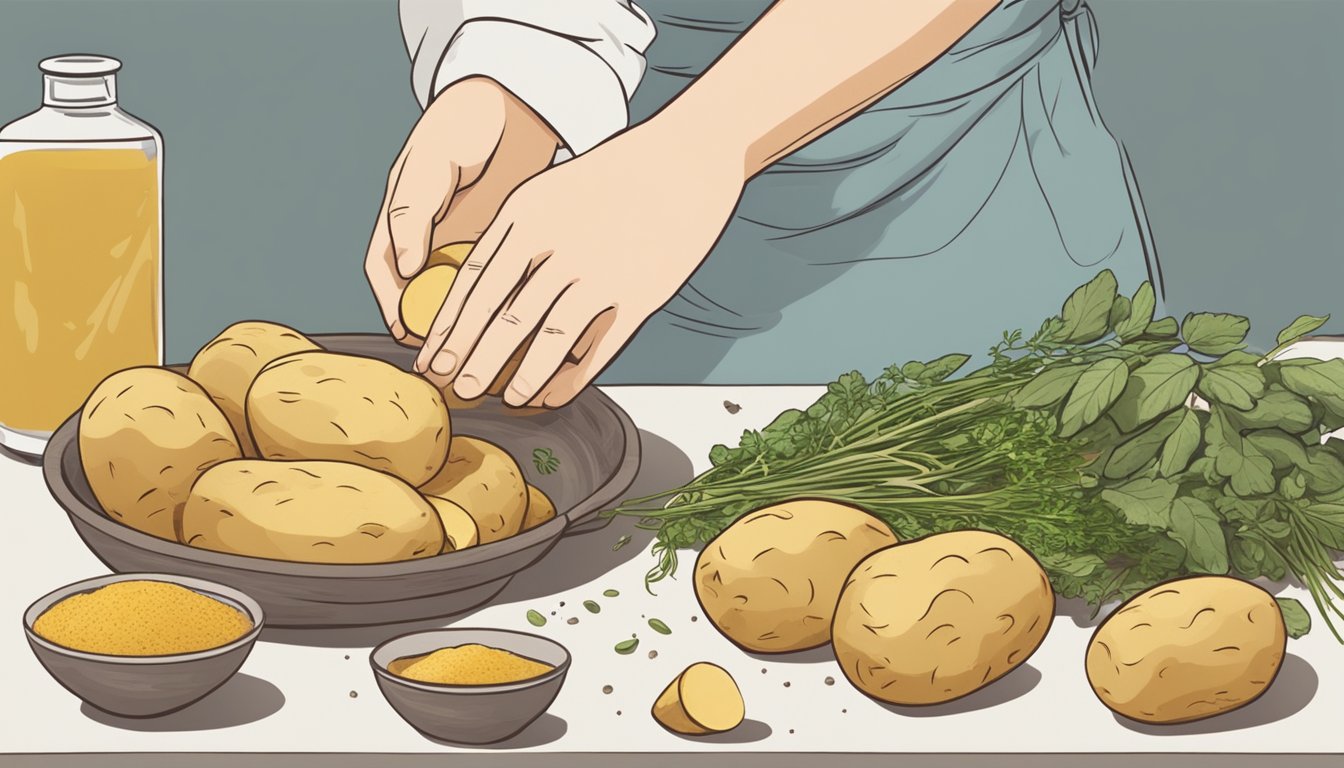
[370,628,570,745]
[23,572,265,718]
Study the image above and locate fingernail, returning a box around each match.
[430,350,458,376]
[453,374,481,400]
[504,382,532,408]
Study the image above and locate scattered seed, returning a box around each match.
[724,400,741,414]
[825,676,835,686]
[527,610,547,627]
[603,589,620,598]
[349,691,358,699]
[842,709,847,714]
[551,611,557,616]
[648,618,671,635]
[784,682,791,688]
[559,601,566,607]
[690,616,698,622]
[615,638,640,654]
[343,655,350,660]
[617,711,622,716]
[584,600,601,614]
[602,685,614,694]
[761,668,767,674]
[789,729,795,734]
[613,535,631,551]
[567,617,579,625]
[648,650,659,659]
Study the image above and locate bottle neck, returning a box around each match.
[43,73,117,109]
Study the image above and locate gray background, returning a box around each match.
[0,0,1340,381]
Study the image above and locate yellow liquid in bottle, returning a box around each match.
[0,148,160,432]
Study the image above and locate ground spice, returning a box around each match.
[388,644,553,685]
[32,580,252,656]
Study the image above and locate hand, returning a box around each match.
[411,123,746,408]
[364,77,559,343]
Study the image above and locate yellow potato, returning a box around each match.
[832,530,1055,705]
[180,460,444,564]
[521,485,558,531]
[652,663,745,735]
[1086,576,1286,724]
[427,242,473,269]
[426,495,481,552]
[420,437,528,544]
[187,321,320,456]
[247,351,451,487]
[79,367,242,541]
[694,499,897,653]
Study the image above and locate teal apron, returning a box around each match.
[597,0,1164,384]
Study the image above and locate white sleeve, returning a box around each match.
[399,0,657,156]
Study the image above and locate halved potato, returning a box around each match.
[652,663,745,735]
[426,495,481,552]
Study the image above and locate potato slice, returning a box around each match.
[652,663,745,735]
[426,495,481,553]
[521,485,558,531]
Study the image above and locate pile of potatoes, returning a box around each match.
[77,319,558,565]
[694,499,1288,724]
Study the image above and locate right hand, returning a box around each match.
[364,76,560,344]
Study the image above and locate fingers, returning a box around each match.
[527,309,630,408]
[454,273,574,401]
[387,150,459,280]
[364,162,409,342]
[412,215,519,378]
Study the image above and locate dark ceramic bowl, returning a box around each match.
[41,334,641,628]
[370,628,570,745]
[23,572,264,718]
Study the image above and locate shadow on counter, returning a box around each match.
[79,673,284,731]
[1112,653,1317,735]
[421,713,568,749]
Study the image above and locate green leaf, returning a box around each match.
[1147,317,1180,337]
[1060,359,1129,437]
[1168,498,1229,574]
[1212,350,1265,368]
[1197,365,1266,411]
[1208,408,1277,496]
[1013,364,1087,409]
[762,409,804,435]
[1043,553,1107,577]
[708,444,732,466]
[1101,477,1178,528]
[1106,409,1184,479]
[1112,355,1200,431]
[648,618,672,635]
[1276,598,1312,639]
[1116,282,1156,341]
[1159,409,1203,477]
[1109,295,1132,331]
[614,638,640,654]
[916,353,971,384]
[526,609,547,627]
[1276,315,1330,347]
[1227,387,1316,434]
[1281,471,1308,500]
[1301,448,1344,494]
[1182,313,1251,356]
[1058,270,1119,344]
[1280,359,1344,418]
[1301,503,1344,550]
[1246,430,1310,471]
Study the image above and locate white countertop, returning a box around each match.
[3,383,1343,765]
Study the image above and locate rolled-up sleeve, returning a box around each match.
[399,0,656,156]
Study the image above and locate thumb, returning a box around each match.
[387,151,460,279]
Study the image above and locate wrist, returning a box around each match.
[632,101,754,186]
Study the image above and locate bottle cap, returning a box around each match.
[39,54,121,108]
[39,54,122,77]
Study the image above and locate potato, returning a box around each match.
[247,351,451,486]
[426,495,480,552]
[694,499,897,653]
[427,241,473,269]
[832,530,1054,705]
[187,321,320,456]
[652,663,745,735]
[180,460,444,564]
[79,367,242,541]
[420,437,528,544]
[1085,576,1287,724]
[521,485,557,531]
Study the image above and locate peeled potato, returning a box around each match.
[426,495,480,552]
[421,437,528,544]
[1086,576,1286,724]
[652,663,745,735]
[694,499,898,653]
[522,485,558,530]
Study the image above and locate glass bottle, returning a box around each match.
[0,54,163,457]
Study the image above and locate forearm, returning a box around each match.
[648,0,998,181]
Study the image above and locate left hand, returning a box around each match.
[412,123,745,408]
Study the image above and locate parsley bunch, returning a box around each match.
[608,271,1344,640]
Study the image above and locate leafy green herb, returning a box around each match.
[648,618,671,635]
[612,535,631,551]
[526,610,547,627]
[614,638,639,654]
[583,600,601,614]
[608,271,1344,641]
[1278,598,1312,639]
[533,448,560,475]
[603,589,620,598]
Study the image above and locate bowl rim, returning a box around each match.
[369,627,571,694]
[41,333,641,580]
[23,571,265,664]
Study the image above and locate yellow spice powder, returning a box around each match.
[33,580,253,656]
[389,643,554,685]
